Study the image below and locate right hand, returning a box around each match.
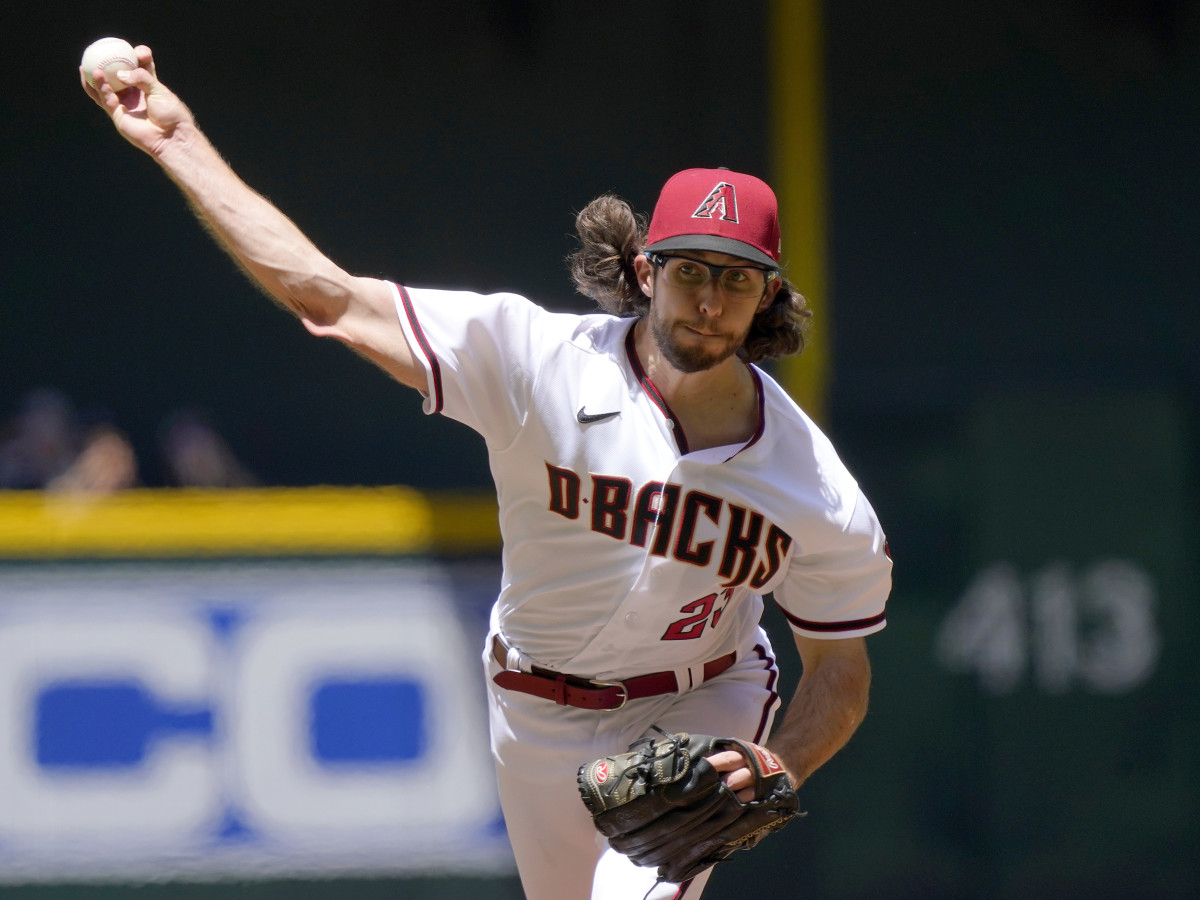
[80,45,193,156]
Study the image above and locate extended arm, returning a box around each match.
[81,45,424,390]
[711,634,871,794]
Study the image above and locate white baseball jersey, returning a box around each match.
[391,284,892,681]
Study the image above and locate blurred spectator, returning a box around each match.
[0,388,82,489]
[158,409,257,488]
[46,424,138,495]
[2,391,257,491]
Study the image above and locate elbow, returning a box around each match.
[282,278,353,340]
[300,315,352,342]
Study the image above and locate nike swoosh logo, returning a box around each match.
[577,407,620,424]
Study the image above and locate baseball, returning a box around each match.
[81,37,138,91]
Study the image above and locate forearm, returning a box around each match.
[153,122,354,327]
[765,641,871,788]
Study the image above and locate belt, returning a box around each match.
[490,634,736,711]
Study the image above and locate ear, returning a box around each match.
[758,277,783,312]
[632,253,655,297]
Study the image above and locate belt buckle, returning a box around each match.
[589,679,629,711]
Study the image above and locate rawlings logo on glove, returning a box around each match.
[577,730,801,884]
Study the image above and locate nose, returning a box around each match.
[696,282,725,317]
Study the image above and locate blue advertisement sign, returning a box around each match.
[0,562,511,883]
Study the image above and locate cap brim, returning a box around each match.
[645,235,778,269]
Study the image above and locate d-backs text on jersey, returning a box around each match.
[546,463,792,589]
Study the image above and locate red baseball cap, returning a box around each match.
[644,168,781,269]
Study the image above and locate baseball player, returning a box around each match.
[84,46,891,900]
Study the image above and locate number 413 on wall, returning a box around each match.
[935,560,1160,695]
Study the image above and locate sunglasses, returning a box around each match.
[644,252,778,299]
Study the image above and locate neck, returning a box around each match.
[632,319,760,450]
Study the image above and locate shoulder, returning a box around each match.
[397,284,618,340]
[749,367,867,525]
[753,369,844,462]
[395,284,540,322]
[562,311,634,355]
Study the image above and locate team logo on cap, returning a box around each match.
[692,182,738,223]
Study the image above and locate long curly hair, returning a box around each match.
[566,194,811,363]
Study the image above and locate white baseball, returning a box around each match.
[81,37,138,91]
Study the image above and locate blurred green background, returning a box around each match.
[2,0,1197,897]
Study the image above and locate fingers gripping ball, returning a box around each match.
[81,37,137,90]
[577,731,801,884]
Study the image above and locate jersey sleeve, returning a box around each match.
[772,488,892,640]
[390,283,546,448]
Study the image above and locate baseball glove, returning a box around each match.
[576,730,801,884]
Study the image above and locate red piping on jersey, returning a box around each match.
[623,324,767,459]
[669,876,696,898]
[625,325,689,455]
[723,367,766,462]
[395,284,444,414]
[776,605,887,633]
[751,643,781,743]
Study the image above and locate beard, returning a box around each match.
[649,307,746,374]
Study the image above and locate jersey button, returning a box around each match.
[624,612,639,626]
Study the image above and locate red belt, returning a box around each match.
[490,634,736,711]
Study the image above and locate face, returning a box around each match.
[636,250,779,373]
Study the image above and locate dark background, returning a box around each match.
[5,0,776,489]
[3,1,1198,898]
[4,2,1197,488]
